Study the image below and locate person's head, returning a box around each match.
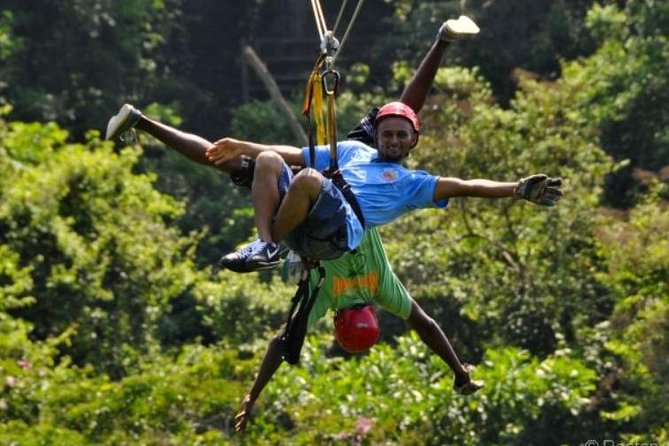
[334,304,380,353]
[374,101,420,161]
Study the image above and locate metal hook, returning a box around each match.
[321,69,340,96]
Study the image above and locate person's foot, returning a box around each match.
[438,15,480,42]
[105,103,142,140]
[453,363,485,396]
[219,239,283,273]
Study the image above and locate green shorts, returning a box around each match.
[307,227,412,328]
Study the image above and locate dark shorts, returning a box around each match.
[279,165,351,260]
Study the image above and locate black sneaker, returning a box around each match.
[219,239,283,273]
[105,104,142,140]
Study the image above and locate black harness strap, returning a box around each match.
[279,263,326,365]
[323,166,365,228]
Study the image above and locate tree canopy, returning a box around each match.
[1,0,667,444]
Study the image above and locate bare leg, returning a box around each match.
[400,40,450,113]
[406,300,469,381]
[252,151,285,241]
[271,168,323,242]
[135,116,243,173]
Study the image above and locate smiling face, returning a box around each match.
[375,117,418,162]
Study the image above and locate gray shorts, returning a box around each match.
[279,165,351,260]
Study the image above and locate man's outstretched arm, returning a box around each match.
[205,137,304,167]
[434,175,563,206]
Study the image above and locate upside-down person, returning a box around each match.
[105,16,487,433]
[205,104,563,270]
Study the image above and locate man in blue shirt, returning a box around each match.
[206,102,563,272]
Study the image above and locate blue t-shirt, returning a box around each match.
[302,141,449,246]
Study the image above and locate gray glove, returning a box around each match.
[514,174,563,206]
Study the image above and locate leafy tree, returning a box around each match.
[573,1,669,206]
[1,0,186,139]
[0,118,203,376]
[592,183,669,443]
[242,334,597,445]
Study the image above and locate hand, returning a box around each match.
[234,394,254,433]
[514,174,563,206]
[206,137,242,165]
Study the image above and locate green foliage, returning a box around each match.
[229,91,373,146]
[0,339,255,445]
[574,1,669,205]
[0,120,202,376]
[593,184,669,439]
[141,146,254,267]
[0,10,21,61]
[193,271,295,345]
[1,0,184,138]
[231,100,301,145]
[242,334,596,445]
[0,1,667,443]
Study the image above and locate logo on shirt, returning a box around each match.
[333,272,379,297]
[381,169,398,181]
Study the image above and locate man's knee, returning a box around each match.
[290,168,324,195]
[255,151,284,174]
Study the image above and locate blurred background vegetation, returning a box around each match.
[1,0,667,444]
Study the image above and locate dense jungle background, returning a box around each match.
[1,0,668,444]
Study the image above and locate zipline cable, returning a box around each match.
[332,0,349,36]
[305,0,367,168]
[333,0,365,63]
[310,0,327,40]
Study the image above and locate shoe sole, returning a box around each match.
[105,104,139,140]
[219,260,280,273]
[454,380,485,396]
[445,15,480,36]
[246,261,281,271]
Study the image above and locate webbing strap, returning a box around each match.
[280,264,326,365]
[302,55,327,168]
[323,167,365,228]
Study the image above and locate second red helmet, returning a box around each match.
[334,304,380,353]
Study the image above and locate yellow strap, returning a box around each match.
[302,61,327,147]
[312,74,326,146]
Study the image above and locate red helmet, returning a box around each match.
[375,101,420,134]
[334,304,380,353]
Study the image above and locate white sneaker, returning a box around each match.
[105,104,142,140]
[438,15,480,42]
